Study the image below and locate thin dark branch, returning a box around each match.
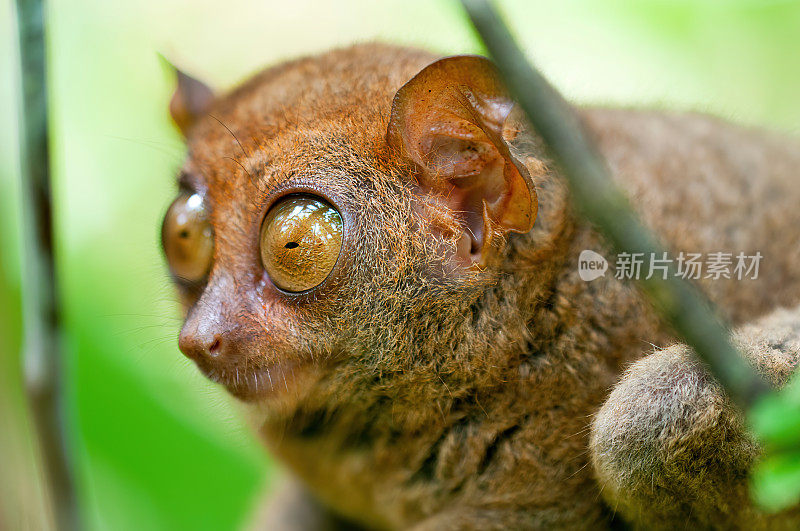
[461,0,769,407]
[16,0,78,528]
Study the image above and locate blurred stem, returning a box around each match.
[16,0,78,529]
[461,0,769,408]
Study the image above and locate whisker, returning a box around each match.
[224,156,255,182]
[210,114,248,158]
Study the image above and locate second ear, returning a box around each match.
[167,62,215,137]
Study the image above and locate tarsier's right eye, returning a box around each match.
[162,192,214,283]
[260,195,343,293]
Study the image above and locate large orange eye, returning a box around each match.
[162,192,214,282]
[260,195,343,293]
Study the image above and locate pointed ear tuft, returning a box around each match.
[387,55,538,267]
[163,58,214,137]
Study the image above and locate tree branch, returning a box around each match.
[461,0,769,407]
[16,0,78,528]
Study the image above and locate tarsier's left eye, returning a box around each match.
[162,192,214,283]
[260,195,343,293]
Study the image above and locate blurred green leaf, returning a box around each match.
[751,374,800,512]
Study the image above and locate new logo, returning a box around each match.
[578,250,608,281]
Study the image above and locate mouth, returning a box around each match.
[193,358,309,402]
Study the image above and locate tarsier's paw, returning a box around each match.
[590,346,758,529]
[590,304,800,530]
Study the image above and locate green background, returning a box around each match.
[1,0,799,529]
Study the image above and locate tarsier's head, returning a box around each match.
[162,44,561,419]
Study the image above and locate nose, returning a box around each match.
[178,272,255,363]
[178,325,225,362]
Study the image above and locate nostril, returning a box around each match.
[207,335,222,357]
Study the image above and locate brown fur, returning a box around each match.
[166,43,800,529]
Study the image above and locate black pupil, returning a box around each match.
[179,230,190,238]
[285,241,299,249]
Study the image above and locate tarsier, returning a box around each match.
[161,44,800,529]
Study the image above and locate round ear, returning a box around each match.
[387,55,538,265]
[166,61,214,137]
